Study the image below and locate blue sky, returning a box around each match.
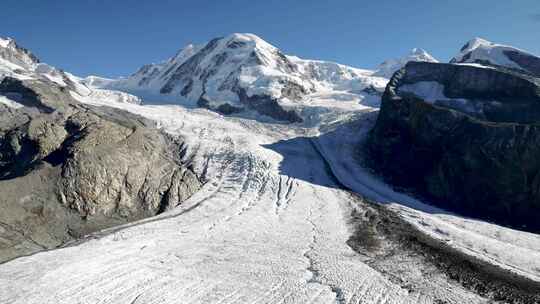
[1,0,539,77]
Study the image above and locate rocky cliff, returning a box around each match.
[0,77,201,262]
[367,61,540,232]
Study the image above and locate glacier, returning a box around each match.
[0,33,539,303]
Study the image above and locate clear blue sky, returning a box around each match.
[1,0,539,77]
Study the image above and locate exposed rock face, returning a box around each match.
[503,50,540,77]
[0,77,201,262]
[234,87,303,123]
[367,61,540,232]
[0,76,78,113]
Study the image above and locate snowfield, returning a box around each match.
[1,88,539,303]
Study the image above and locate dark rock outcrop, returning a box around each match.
[234,87,303,123]
[503,50,540,78]
[367,61,540,232]
[0,77,201,262]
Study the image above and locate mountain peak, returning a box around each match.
[373,48,438,78]
[0,36,40,69]
[168,43,202,64]
[224,33,267,44]
[459,37,492,53]
[0,37,14,48]
[410,47,426,55]
[409,48,437,62]
[451,38,540,76]
[89,33,387,121]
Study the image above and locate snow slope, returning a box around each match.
[0,94,500,304]
[312,112,540,284]
[373,48,438,78]
[2,87,540,303]
[0,36,142,105]
[89,33,388,117]
[451,37,540,76]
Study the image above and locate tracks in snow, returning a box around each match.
[303,195,347,304]
[0,102,528,304]
[274,176,296,215]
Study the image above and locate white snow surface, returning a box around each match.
[373,48,438,78]
[107,43,203,93]
[1,88,539,303]
[0,94,24,109]
[88,33,389,111]
[398,81,484,115]
[0,37,11,48]
[313,113,540,284]
[398,81,448,104]
[452,37,540,71]
[0,37,38,70]
[0,36,142,106]
[1,34,540,303]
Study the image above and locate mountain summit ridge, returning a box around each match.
[451,37,540,77]
[83,33,389,121]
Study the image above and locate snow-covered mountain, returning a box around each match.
[373,48,438,78]
[87,33,388,121]
[0,36,142,106]
[0,37,39,71]
[2,33,540,304]
[451,37,540,77]
[2,33,440,122]
[0,36,85,92]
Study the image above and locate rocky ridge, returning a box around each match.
[368,58,540,232]
[0,75,201,262]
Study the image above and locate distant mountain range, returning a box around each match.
[79,33,437,121]
[3,33,539,122]
[2,33,540,303]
